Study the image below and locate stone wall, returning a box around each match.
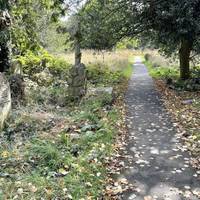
[0,73,11,130]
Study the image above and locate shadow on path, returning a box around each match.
[119,57,200,200]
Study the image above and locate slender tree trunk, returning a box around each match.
[179,39,191,80]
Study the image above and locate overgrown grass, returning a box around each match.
[0,92,122,199]
[143,52,178,79]
[145,60,179,79]
[85,53,134,86]
[0,50,134,199]
[122,57,134,78]
[122,63,133,78]
[57,49,138,71]
[144,53,200,91]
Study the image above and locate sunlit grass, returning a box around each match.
[0,49,135,199]
[56,49,141,71]
[122,62,133,78]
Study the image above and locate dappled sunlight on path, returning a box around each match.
[119,60,200,199]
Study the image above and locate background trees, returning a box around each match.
[1,0,200,80]
[80,0,200,80]
[135,0,200,80]
[79,0,138,50]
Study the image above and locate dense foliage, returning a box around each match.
[11,0,67,55]
[78,0,137,50]
[2,0,200,79]
[79,0,200,79]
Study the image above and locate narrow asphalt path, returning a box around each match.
[119,57,200,200]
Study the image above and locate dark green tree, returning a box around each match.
[136,0,200,80]
[80,0,138,50]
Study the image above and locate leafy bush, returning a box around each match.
[148,66,179,79]
[16,49,72,79]
[144,54,179,79]
[87,63,123,86]
[48,58,72,79]
[16,50,53,75]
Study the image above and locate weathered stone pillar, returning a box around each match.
[0,73,11,130]
[68,16,87,101]
[68,63,87,99]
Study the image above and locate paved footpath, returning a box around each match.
[119,57,200,200]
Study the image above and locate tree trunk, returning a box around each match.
[179,39,191,80]
[0,6,12,72]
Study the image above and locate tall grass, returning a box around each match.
[144,50,179,68]
[55,49,141,72]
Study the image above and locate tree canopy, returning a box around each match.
[79,0,200,79]
[0,0,68,71]
[1,0,200,78]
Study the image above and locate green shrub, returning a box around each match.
[15,49,72,79]
[146,60,200,91]
[48,58,72,79]
[16,49,53,75]
[145,58,179,80]
[149,67,179,79]
[87,63,123,86]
